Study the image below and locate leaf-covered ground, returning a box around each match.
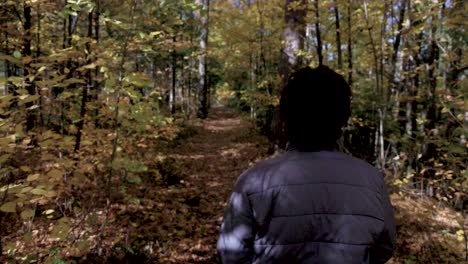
[2,106,466,263]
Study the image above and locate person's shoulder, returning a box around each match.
[336,152,380,171]
[233,152,292,193]
[333,152,386,185]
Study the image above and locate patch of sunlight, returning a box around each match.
[217,224,251,251]
[204,118,243,132]
[169,154,207,160]
[207,181,222,187]
[220,148,241,158]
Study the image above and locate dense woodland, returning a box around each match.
[0,0,466,263]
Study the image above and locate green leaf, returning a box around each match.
[127,175,142,184]
[47,169,63,179]
[45,190,58,198]
[13,50,22,59]
[20,209,35,219]
[26,174,40,182]
[0,201,16,213]
[51,218,71,240]
[129,197,140,205]
[20,166,31,172]
[30,188,48,195]
[0,154,9,163]
[20,94,40,104]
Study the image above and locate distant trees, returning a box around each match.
[210,0,466,208]
[0,0,216,255]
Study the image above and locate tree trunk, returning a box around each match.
[422,18,440,180]
[363,0,384,167]
[93,0,100,127]
[170,36,177,115]
[36,5,44,127]
[24,4,36,131]
[347,0,353,86]
[279,0,306,82]
[314,0,323,66]
[389,0,407,124]
[333,0,343,69]
[273,0,307,152]
[446,0,464,90]
[74,10,93,152]
[196,0,210,119]
[4,31,13,96]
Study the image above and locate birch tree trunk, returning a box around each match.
[273,0,307,152]
[279,0,306,82]
[196,0,210,119]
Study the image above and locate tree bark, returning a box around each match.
[333,0,343,69]
[273,0,307,152]
[363,0,384,167]
[196,0,210,119]
[347,0,353,86]
[170,36,177,115]
[24,4,36,131]
[314,0,323,66]
[422,17,440,180]
[389,0,407,119]
[279,0,306,82]
[74,10,93,152]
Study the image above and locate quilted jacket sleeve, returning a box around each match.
[369,181,397,264]
[217,191,257,264]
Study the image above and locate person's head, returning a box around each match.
[280,65,351,151]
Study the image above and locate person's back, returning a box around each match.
[217,66,396,263]
[218,150,395,263]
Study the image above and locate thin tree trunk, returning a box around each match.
[334,0,343,69]
[314,0,323,66]
[389,0,407,121]
[196,0,210,119]
[24,4,36,131]
[170,36,177,115]
[36,4,44,127]
[446,0,463,90]
[93,0,100,127]
[4,31,12,96]
[379,1,388,101]
[74,10,93,152]
[187,38,193,117]
[422,16,440,180]
[347,0,353,86]
[363,0,384,167]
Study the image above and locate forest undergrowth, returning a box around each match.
[1,106,466,264]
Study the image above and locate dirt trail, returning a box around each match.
[157,107,465,264]
[150,106,268,263]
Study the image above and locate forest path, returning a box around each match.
[146,105,268,263]
[84,103,464,264]
[150,106,465,263]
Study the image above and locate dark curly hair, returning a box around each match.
[280,65,352,151]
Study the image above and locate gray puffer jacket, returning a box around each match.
[217,150,396,264]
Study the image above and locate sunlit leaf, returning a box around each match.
[26,174,40,182]
[20,209,35,219]
[13,50,22,59]
[0,201,16,213]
